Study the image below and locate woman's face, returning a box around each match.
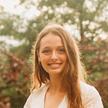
[38,33,67,76]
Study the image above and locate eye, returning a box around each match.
[41,49,51,55]
[58,47,65,53]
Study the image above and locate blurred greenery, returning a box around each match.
[0,0,108,108]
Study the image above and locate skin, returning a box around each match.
[38,33,67,108]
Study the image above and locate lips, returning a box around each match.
[48,63,62,69]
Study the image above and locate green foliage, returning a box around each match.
[37,0,108,40]
[80,38,108,80]
[0,43,31,108]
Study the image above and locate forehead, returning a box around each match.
[40,33,64,48]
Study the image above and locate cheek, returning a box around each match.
[39,55,49,64]
[39,57,50,72]
[62,56,68,67]
[62,54,67,62]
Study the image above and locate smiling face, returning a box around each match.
[38,33,67,76]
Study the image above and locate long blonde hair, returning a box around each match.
[31,24,85,108]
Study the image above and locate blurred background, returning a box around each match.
[0,0,108,108]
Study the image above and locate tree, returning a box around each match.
[0,44,31,108]
[37,0,108,41]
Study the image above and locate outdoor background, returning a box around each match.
[0,0,108,108]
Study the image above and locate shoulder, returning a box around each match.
[80,81,98,95]
[80,81,104,108]
[28,84,47,100]
[31,84,46,96]
[23,84,47,108]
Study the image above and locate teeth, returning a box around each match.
[49,64,61,68]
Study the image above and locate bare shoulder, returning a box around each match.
[80,81,104,108]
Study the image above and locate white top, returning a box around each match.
[24,82,104,108]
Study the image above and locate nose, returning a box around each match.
[51,51,58,60]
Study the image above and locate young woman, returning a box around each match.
[24,24,103,108]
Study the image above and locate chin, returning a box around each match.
[48,69,63,75]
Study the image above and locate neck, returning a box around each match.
[48,75,65,94]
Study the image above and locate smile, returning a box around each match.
[48,63,62,68]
